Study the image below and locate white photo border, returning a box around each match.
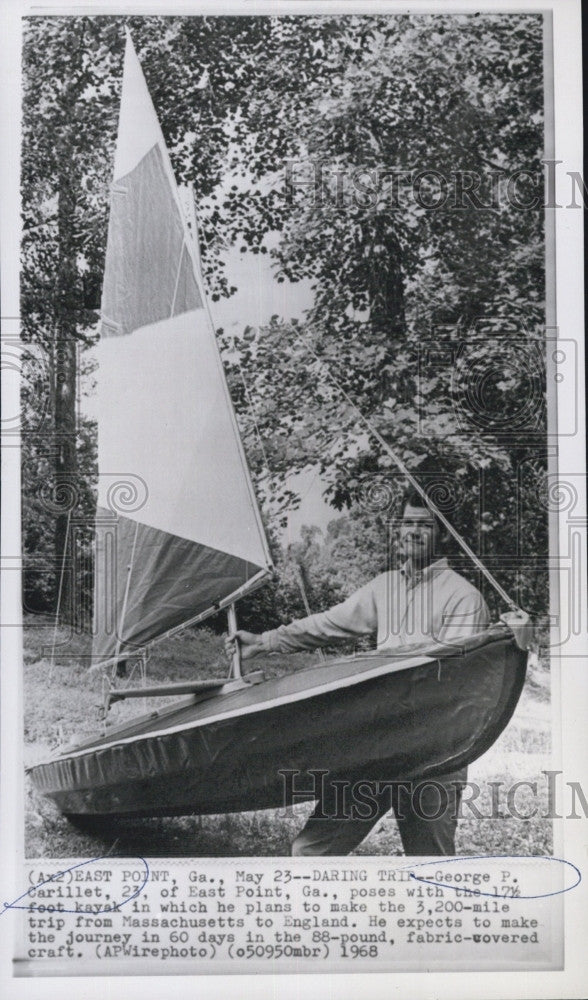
[1,0,585,997]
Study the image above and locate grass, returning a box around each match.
[24,617,552,858]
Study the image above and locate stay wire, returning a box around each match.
[301,334,521,614]
[189,189,274,515]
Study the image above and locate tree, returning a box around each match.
[21,15,277,618]
[216,13,547,617]
[21,13,548,626]
[21,18,122,620]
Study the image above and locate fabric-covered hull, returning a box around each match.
[29,627,526,819]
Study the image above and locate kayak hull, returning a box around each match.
[28,626,527,819]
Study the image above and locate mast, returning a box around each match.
[180,181,248,682]
[226,604,242,680]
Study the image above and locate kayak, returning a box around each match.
[28,625,527,820]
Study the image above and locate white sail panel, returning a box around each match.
[114,30,166,181]
[96,310,270,569]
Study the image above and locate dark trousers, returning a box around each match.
[291,768,467,857]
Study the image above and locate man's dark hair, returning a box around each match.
[400,484,452,550]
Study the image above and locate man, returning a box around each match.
[227,488,490,856]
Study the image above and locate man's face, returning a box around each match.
[398,503,440,568]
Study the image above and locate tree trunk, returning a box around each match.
[367,221,406,342]
[54,164,79,626]
[364,217,408,406]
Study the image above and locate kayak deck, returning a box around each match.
[28,626,527,818]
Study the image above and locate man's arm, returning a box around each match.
[229,580,378,660]
[438,589,490,643]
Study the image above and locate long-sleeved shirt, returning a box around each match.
[260,558,490,655]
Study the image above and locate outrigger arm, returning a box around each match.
[102,670,264,717]
[102,603,254,717]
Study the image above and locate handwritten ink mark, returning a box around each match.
[1,856,149,916]
[403,855,581,900]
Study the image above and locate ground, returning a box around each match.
[24,618,552,858]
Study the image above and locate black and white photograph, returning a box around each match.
[1,0,586,991]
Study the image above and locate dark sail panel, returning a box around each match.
[93,510,264,662]
[101,145,202,338]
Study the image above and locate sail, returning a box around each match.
[92,33,273,665]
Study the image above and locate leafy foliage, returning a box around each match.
[21,13,548,628]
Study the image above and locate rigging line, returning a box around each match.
[288,553,326,663]
[183,188,279,533]
[186,183,273,497]
[49,508,72,682]
[184,184,273,570]
[301,334,521,614]
[230,334,273,487]
[88,566,271,674]
[114,519,140,665]
[169,244,185,318]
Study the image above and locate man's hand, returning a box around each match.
[225,629,265,662]
[500,609,533,651]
